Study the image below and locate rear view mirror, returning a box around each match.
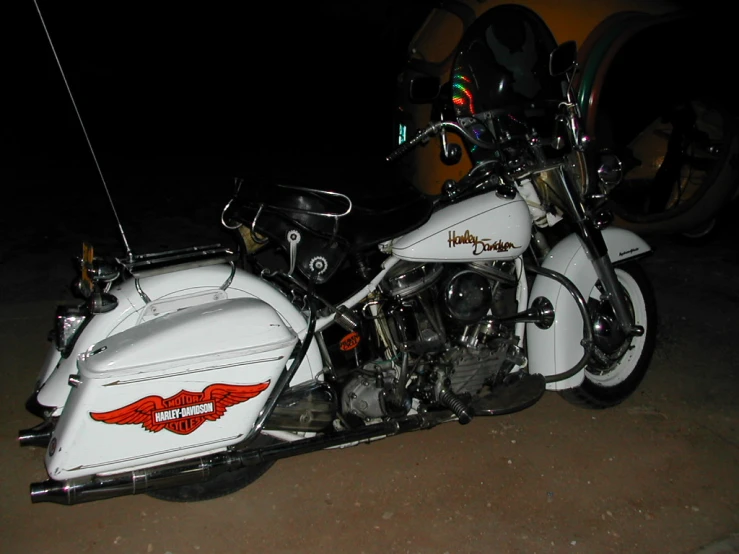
[409,75,441,103]
[549,40,577,76]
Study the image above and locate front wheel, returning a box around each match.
[559,262,657,409]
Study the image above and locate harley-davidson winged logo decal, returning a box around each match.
[90,382,270,435]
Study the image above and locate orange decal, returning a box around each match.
[340,332,361,352]
[90,382,270,435]
[80,242,94,296]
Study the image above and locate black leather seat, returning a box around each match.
[342,180,434,251]
[238,161,435,252]
[229,160,436,283]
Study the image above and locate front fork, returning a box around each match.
[555,166,645,338]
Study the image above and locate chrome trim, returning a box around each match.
[243,294,319,446]
[530,297,555,329]
[384,261,444,298]
[134,278,151,304]
[591,255,644,337]
[275,185,353,219]
[466,260,517,286]
[101,356,285,386]
[315,332,335,374]
[89,291,118,314]
[496,297,554,329]
[72,435,240,471]
[250,204,269,243]
[221,195,242,230]
[29,410,458,505]
[54,304,90,357]
[525,264,595,383]
[597,151,623,190]
[220,262,236,291]
[315,257,400,332]
[18,420,55,448]
[121,244,237,279]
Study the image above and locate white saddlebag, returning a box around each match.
[45,298,298,480]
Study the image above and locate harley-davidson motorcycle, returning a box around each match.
[19,33,656,505]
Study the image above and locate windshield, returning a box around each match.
[451,5,561,118]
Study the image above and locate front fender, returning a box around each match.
[525,227,650,390]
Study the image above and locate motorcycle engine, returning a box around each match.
[339,260,519,421]
[382,260,514,349]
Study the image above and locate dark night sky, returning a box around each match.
[9,2,432,176]
[9,1,715,189]
[6,0,722,256]
[5,2,433,254]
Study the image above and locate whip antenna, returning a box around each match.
[33,1,134,261]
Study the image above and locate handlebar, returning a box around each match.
[386,100,586,164]
[385,121,497,162]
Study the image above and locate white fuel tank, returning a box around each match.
[390,190,531,261]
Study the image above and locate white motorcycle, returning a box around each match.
[19,41,656,505]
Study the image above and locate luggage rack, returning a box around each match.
[119,243,238,279]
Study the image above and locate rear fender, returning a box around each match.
[526,227,651,389]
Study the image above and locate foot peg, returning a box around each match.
[439,389,472,425]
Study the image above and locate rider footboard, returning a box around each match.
[43,298,297,481]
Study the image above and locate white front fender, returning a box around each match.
[526,227,651,390]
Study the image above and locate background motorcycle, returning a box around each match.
[20,36,656,506]
[394,1,739,242]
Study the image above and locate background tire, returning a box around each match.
[602,97,739,237]
[559,262,657,409]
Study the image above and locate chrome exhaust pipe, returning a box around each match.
[18,421,54,448]
[30,410,455,505]
[31,452,241,505]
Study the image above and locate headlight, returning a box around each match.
[54,304,90,357]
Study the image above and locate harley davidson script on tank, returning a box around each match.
[447,230,519,255]
[389,192,531,262]
[90,382,270,435]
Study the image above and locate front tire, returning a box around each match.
[559,262,657,409]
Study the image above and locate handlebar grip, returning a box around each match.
[385,125,437,162]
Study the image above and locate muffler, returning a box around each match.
[18,421,55,448]
[30,410,455,505]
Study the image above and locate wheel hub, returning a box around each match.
[587,296,633,375]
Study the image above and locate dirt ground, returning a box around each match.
[1,191,738,554]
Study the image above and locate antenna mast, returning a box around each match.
[33,0,134,261]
